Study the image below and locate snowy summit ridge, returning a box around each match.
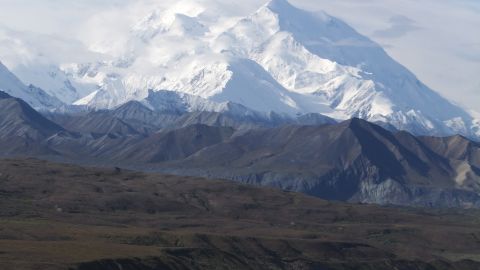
[0,0,478,138]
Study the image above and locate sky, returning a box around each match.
[0,0,478,112]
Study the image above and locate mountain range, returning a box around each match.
[1,90,480,208]
[3,1,480,269]
[0,0,478,139]
[1,0,480,208]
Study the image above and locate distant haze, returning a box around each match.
[0,0,478,112]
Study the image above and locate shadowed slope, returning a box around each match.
[0,91,63,155]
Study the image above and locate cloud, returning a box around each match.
[456,43,480,63]
[0,26,101,69]
[373,15,420,39]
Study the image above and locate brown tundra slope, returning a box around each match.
[0,159,479,270]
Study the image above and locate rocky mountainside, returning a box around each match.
[162,119,480,207]
[0,91,64,155]
[46,97,335,135]
[0,96,479,207]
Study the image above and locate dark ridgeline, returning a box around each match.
[1,91,480,208]
[0,91,64,155]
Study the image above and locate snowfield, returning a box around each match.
[0,0,478,138]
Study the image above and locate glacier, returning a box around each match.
[0,0,478,138]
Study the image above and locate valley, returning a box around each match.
[1,159,480,270]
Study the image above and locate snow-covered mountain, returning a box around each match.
[0,61,62,111]
[1,0,479,138]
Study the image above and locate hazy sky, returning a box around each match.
[0,0,479,112]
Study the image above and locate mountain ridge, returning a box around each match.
[0,95,477,207]
[0,94,480,207]
[0,91,64,155]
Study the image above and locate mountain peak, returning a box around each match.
[0,95,64,140]
[342,117,373,129]
[169,13,206,36]
[5,1,478,139]
[340,117,391,137]
[266,0,294,10]
[264,0,331,22]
